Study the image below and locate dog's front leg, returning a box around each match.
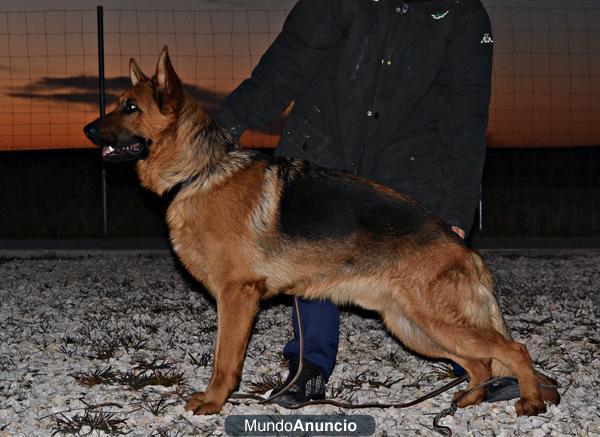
[185,280,262,415]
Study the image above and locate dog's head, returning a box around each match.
[83,46,184,163]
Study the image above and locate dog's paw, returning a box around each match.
[515,397,546,416]
[185,392,223,415]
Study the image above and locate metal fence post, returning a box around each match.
[97,5,108,237]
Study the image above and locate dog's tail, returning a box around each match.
[471,252,561,405]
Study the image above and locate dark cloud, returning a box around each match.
[5,75,285,137]
[8,91,102,105]
[6,75,226,113]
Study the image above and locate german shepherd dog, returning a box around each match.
[84,47,560,416]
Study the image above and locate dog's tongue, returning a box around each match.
[102,145,115,158]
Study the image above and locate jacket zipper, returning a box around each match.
[354,2,406,176]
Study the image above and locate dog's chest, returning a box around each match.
[165,187,260,292]
[166,202,210,281]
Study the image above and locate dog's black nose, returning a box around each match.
[84,123,98,140]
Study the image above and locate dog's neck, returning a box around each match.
[148,96,250,197]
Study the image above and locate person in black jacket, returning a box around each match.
[216,0,517,405]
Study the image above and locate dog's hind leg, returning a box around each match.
[382,298,545,415]
[185,280,263,415]
[449,358,491,407]
[410,316,546,416]
[382,310,490,408]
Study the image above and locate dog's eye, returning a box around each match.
[124,101,139,114]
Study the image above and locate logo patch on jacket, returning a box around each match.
[481,33,494,44]
[431,10,450,20]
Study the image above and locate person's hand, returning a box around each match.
[451,226,465,239]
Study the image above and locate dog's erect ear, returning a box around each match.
[129,58,146,86]
[155,46,182,97]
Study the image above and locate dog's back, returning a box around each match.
[242,154,458,289]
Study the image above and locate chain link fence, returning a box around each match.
[0,4,599,238]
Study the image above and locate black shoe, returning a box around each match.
[484,377,520,402]
[270,357,327,407]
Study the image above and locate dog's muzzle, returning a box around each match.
[84,122,150,162]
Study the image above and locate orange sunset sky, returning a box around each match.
[0,0,598,151]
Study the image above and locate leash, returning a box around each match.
[229,297,471,434]
[229,297,557,437]
[228,297,556,436]
[432,379,499,436]
[258,296,306,405]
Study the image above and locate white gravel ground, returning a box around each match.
[0,250,599,436]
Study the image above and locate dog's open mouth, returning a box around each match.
[102,141,147,162]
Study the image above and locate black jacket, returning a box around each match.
[216,0,493,233]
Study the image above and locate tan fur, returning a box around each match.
[86,47,560,417]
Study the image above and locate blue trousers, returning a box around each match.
[283,299,340,380]
[283,298,466,380]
